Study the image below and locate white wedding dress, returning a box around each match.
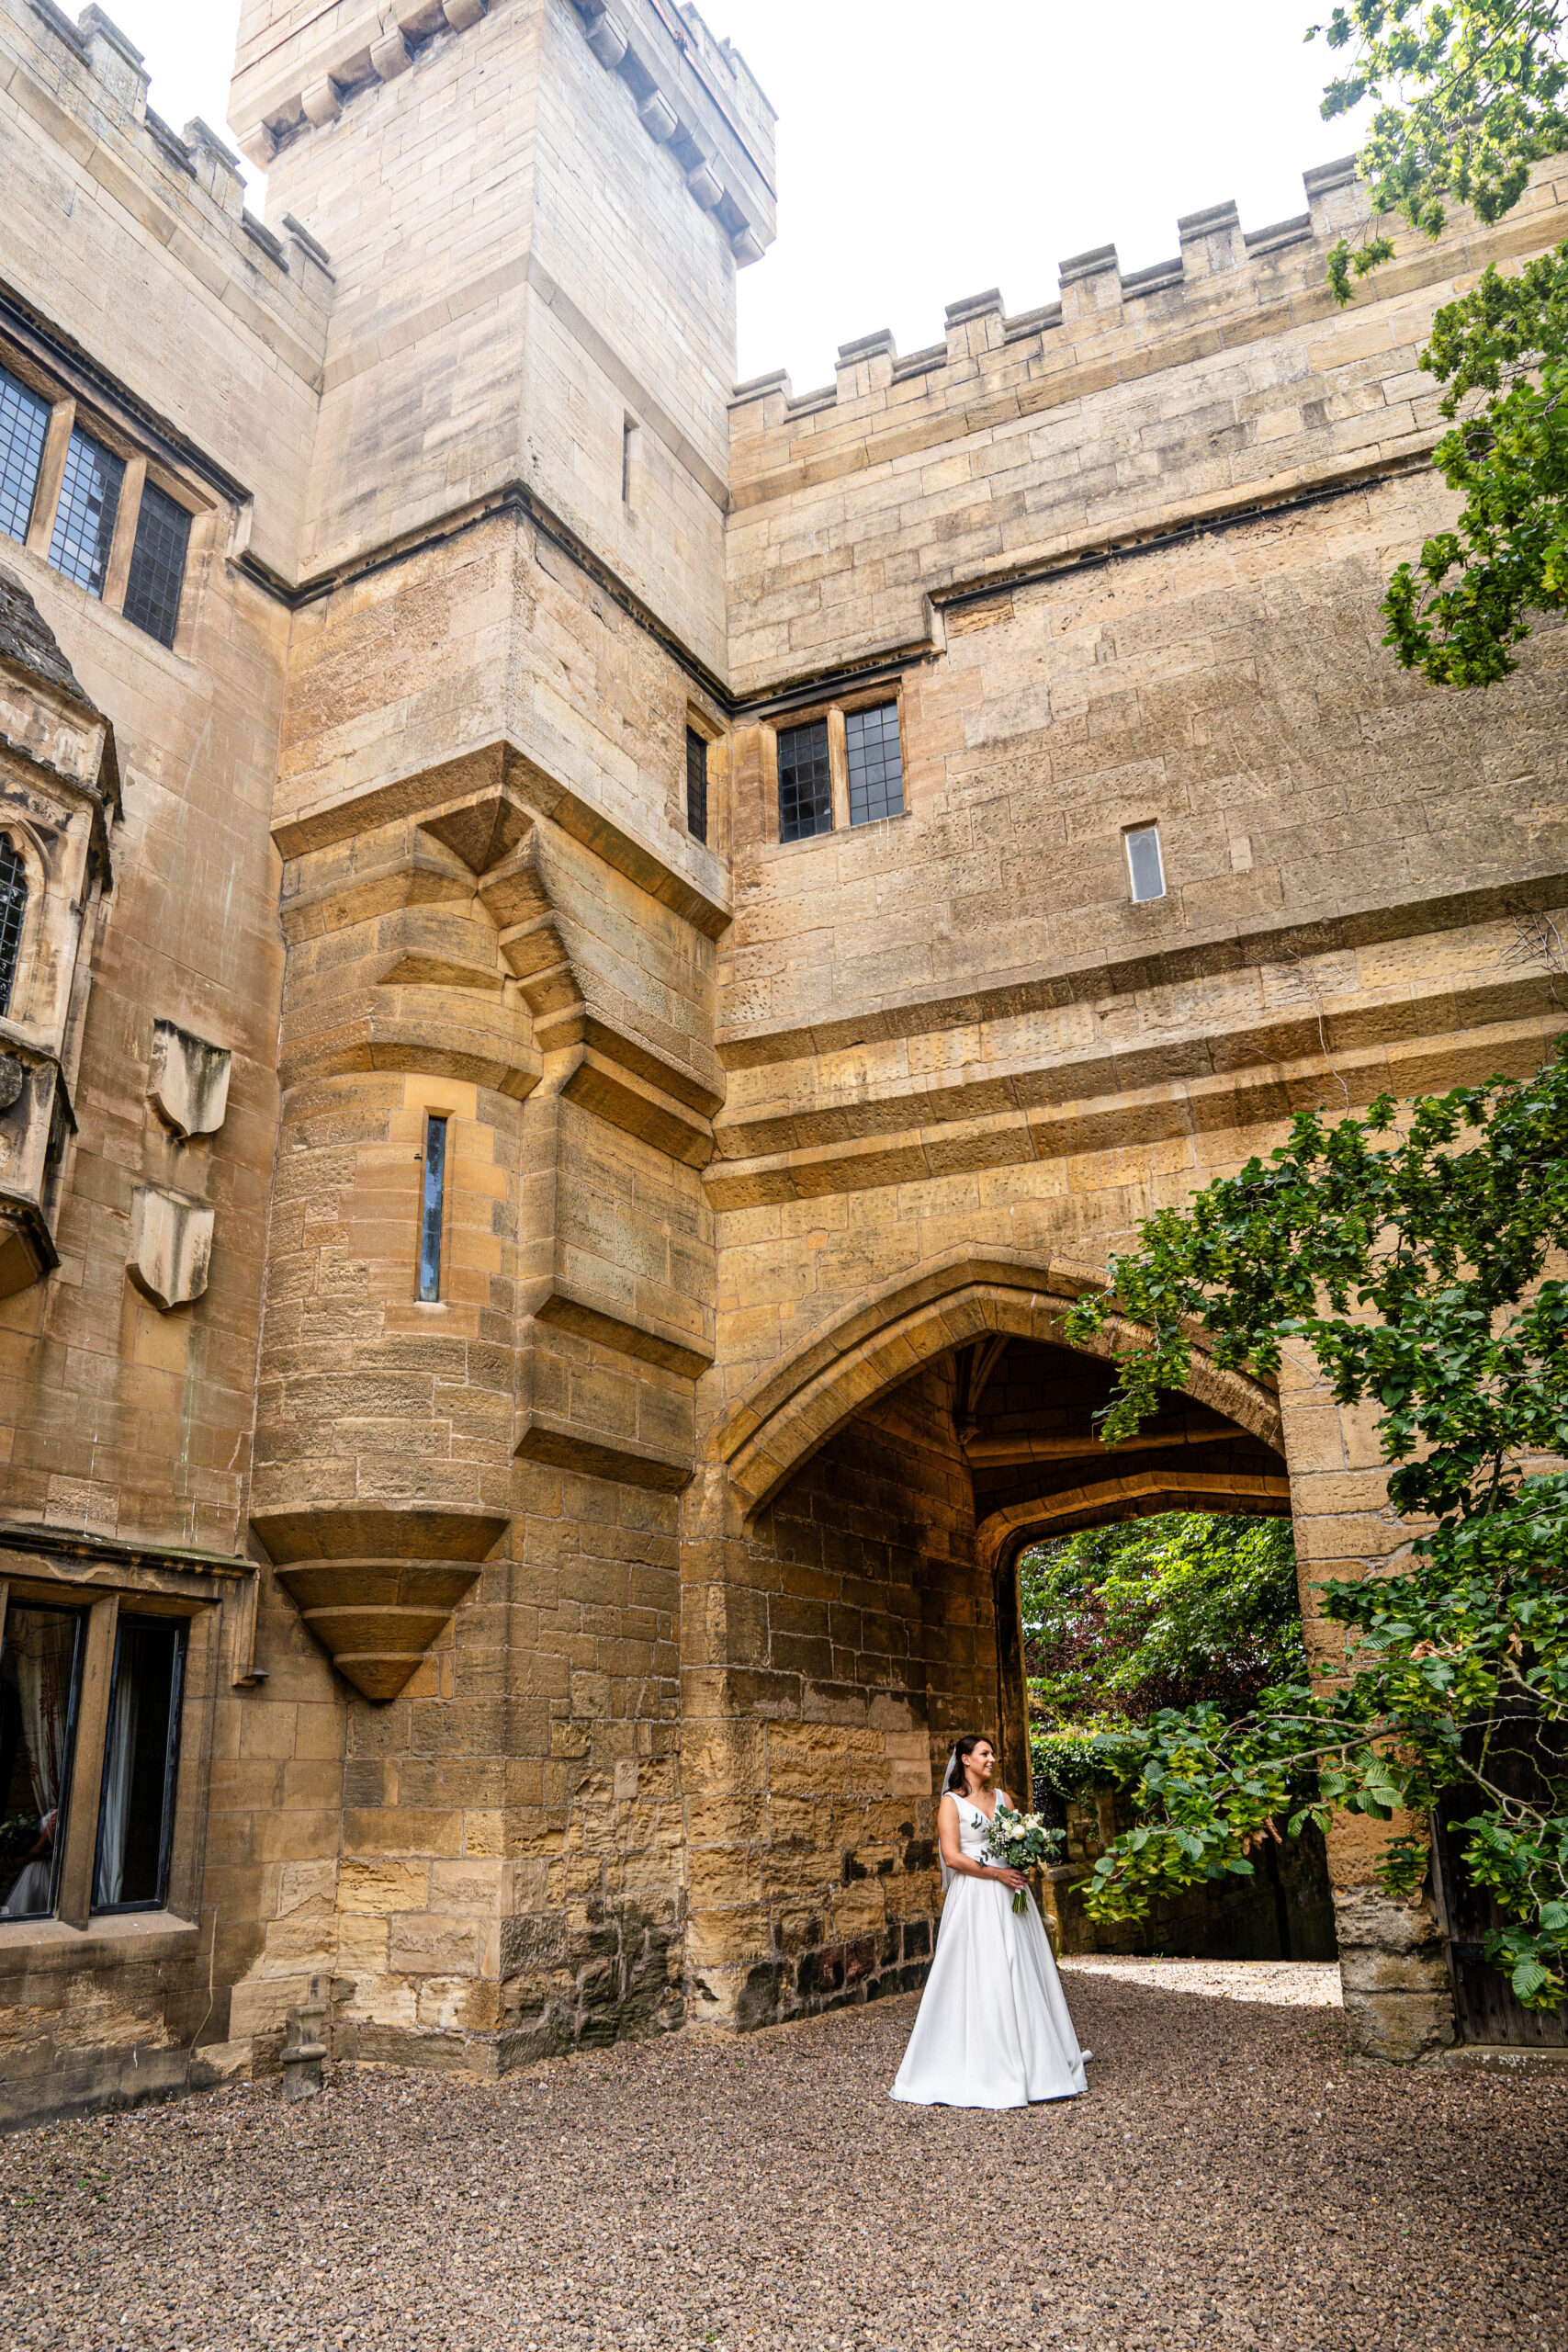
[891,1792,1089,2109]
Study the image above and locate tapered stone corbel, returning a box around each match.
[253,1505,510,1702]
[583,9,628,67]
[301,77,342,126]
[370,28,412,79]
[442,0,488,26]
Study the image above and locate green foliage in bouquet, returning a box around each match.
[1064,1046,1568,2010]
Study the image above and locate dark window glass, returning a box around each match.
[93,1615,186,1912]
[0,366,50,546]
[419,1115,448,1302]
[0,835,28,1017]
[845,702,905,825]
[0,1604,84,1920]
[49,428,124,596]
[777,718,832,842]
[122,481,191,649]
[686,727,708,844]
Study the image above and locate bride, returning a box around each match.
[892,1732,1089,2109]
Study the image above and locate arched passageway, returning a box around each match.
[682,1257,1289,2030]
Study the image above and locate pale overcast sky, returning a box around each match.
[94,0,1372,390]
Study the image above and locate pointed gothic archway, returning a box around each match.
[685,1249,1292,2030]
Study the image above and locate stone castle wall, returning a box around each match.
[0,0,1561,2120]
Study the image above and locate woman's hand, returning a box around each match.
[991,1866,1026,1892]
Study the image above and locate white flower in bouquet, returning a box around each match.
[978,1806,1062,1912]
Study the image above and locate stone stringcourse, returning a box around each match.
[0,0,1562,2125]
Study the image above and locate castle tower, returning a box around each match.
[229,1,773,2063]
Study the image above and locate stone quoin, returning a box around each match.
[0,0,1561,2121]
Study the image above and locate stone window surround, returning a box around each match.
[0,1532,259,1966]
[761,684,909,847]
[0,334,206,659]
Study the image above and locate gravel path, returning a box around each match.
[1061,1958,1344,2007]
[1,1973,1563,2352]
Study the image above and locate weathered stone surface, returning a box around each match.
[4,0,1565,2124]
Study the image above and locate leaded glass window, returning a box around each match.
[0,366,50,547]
[845,702,905,825]
[0,836,27,1018]
[122,481,191,649]
[777,718,831,842]
[48,427,123,597]
[686,727,708,844]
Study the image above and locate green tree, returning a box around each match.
[1022,1515,1305,1725]
[1062,1046,1568,2009]
[1312,3,1568,681]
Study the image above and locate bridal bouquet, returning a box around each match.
[979,1806,1061,1913]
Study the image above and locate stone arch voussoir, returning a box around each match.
[712,1247,1284,1519]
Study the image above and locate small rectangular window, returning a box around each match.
[122,481,191,649]
[845,702,905,825]
[49,427,124,597]
[0,366,50,546]
[686,727,709,844]
[777,718,832,842]
[1125,823,1166,903]
[93,1615,186,1913]
[0,1603,84,1921]
[622,417,639,505]
[419,1114,448,1302]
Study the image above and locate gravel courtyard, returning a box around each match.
[1,1962,1563,2352]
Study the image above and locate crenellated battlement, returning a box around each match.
[10,0,335,353]
[228,0,775,266]
[731,155,1373,436]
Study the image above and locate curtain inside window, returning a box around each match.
[0,1606,82,1918]
[92,1616,183,1912]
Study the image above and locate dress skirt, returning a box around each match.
[891,1873,1088,2109]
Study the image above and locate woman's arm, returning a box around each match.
[937,1792,1025,1890]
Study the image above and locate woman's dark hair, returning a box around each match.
[944,1734,992,1796]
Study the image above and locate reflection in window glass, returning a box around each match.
[93,1615,186,1912]
[122,481,191,650]
[49,428,123,596]
[777,718,832,842]
[0,365,50,546]
[419,1114,448,1303]
[0,833,28,1017]
[845,702,904,825]
[685,727,708,844]
[1125,823,1166,903]
[0,1604,83,1919]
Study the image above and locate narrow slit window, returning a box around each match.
[419,1114,448,1302]
[0,365,50,546]
[0,834,28,1017]
[1124,823,1166,903]
[92,1615,186,1914]
[0,1603,84,1921]
[777,718,832,842]
[622,417,638,505]
[49,428,124,597]
[845,702,905,825]
[122,481,191,649]
[686,727,709,844]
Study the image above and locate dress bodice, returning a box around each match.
[950,1792,1001,1862]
